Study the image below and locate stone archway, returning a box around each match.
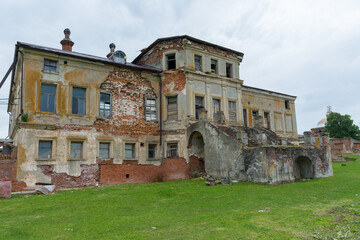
[293,156,314,180]
[188,131,205,177]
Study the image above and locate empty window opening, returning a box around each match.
[167,143,178,158]
[252,110,258,117]
[167,96,178,120]
[40,84,56,113]
[293,156,314,180]
[44,59,58,73]
[195,96,204,119]
[228,101,236,122]
[145,98,157,121]
[72,87,86,115]
[194,55,202,71]
[166,54,176,70]
[285,100,290,109]
[38,140,52,159]
[125,143,135,159]
[126,174,130,178]
[226,63,233,78]
[148,144,156,159]
[99,142,110,159]
[264,112,270,129]
[70,141,83,159]
[99,92,111,118]
[243,109,248,127]
[211,59,218,74]
[213,99,221,120]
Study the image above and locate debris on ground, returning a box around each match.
[35,185,56,194]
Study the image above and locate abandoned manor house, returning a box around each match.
[0,29,333,191]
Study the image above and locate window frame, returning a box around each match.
[72,86,87,115]
[195,95,205,119]
[69,141,84,160]
[40,83,57,113]
[124,143,136,159]
[285,100,290,109]
[166,53,176,70]
[43,59,58,73]
[99,92,112,119]
[99,142,111,159]
[148,143,157,159]
[213,98,221,120]
[226,63,233,78]
[166,95,178,120]
[211,59,218,74]
[38,140,53,160]
[144,97,157,121]
[167,142,178,158]
[194,54,202,71]
[228,100,236,122]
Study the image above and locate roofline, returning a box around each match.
[132,35,244,63]
[242,85,297,99]
[16,42,162,73]
[7,44,20,113]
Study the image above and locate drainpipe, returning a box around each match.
[20,51,24,115]
[159,74,162,146]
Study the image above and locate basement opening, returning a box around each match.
[293,156,314,180]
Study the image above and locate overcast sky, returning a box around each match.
[1,0,359,138]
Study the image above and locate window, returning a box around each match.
[194,55,202,71]
[213,99,221,119]
[166,54,176,70]
[72,87,86,115]
[100,93,111,118]
[44,59,57,73]
[228,101,236,122]
[148,144,156,159]
[211,59,218,74]
[264,112,270,129]
[38,141,52,159]
[145,98,157,121]
[243,109,248,127]
[252,110,258,117]
[167,143,178,158]
[125,143,135,159]
[70,142,83,159]
[167,96,178,120]
[226,63,233,78]
[285,100,290,109]
[40,84,56,112]
[99,142,110,159]
[195,96,204,119]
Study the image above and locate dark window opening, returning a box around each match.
[195,96,204,119]
[40,84,56,113]
[264,112,270,129]
[72,87,86,115]
[44,59,57,73]
[213,99,221,120]
[166,54,176,70]
[125,143,135,159]
[148,144,156,159]
[226,63,233,78]
[99,142,110,159]
[126,174,130,178]
[243,109,248,127]
[194,55,202,71]
[145,98,157,121]
[100,92,111,118]
[285,100,290,109]
[38,141,52,159]
[211,59,218,73]
[167,143,178,158]
[167,96,178,120]
[252,110,258,117]
[228,101,236,122]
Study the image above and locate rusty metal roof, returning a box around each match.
[132,35,244,64]
[17,42,162,73]
[242,85,296,99]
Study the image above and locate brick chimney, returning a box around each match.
[107,43,116,58]
[60,28,74,51]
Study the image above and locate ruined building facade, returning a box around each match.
[1,30,332,191]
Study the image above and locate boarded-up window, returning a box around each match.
[145,98,157,121]
[99,142,110,159]
[40,84,56,113]
[195,96,204,119]
[38,141,52,159]
[243,109,248,127]
[167,143,178,158]
[99,92,111,118]
[70,142,83,159]
[167,96,178,120]
[264,112,270,129]
[213,99,221,119]
[166,54,176,70]
[194,55,202,71]
[228,101,236,122]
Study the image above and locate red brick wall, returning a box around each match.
[100,158,191,185]
[189,155,205,177]
[0,160,27,191]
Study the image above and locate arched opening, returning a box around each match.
[188,131,205,177]
[293,156,314,180]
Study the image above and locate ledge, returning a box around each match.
[67,158,85,161]
[36,158,55,161]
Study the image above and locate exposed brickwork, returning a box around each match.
[329,137,360,156]
[38,164,99,188]
[163,69,187,93]
[0,160,27,191]
[100,158,190,185]
[189,155,205,177]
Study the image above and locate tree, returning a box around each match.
[325,112,360,140]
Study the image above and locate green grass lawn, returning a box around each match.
[1,155,360,240]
